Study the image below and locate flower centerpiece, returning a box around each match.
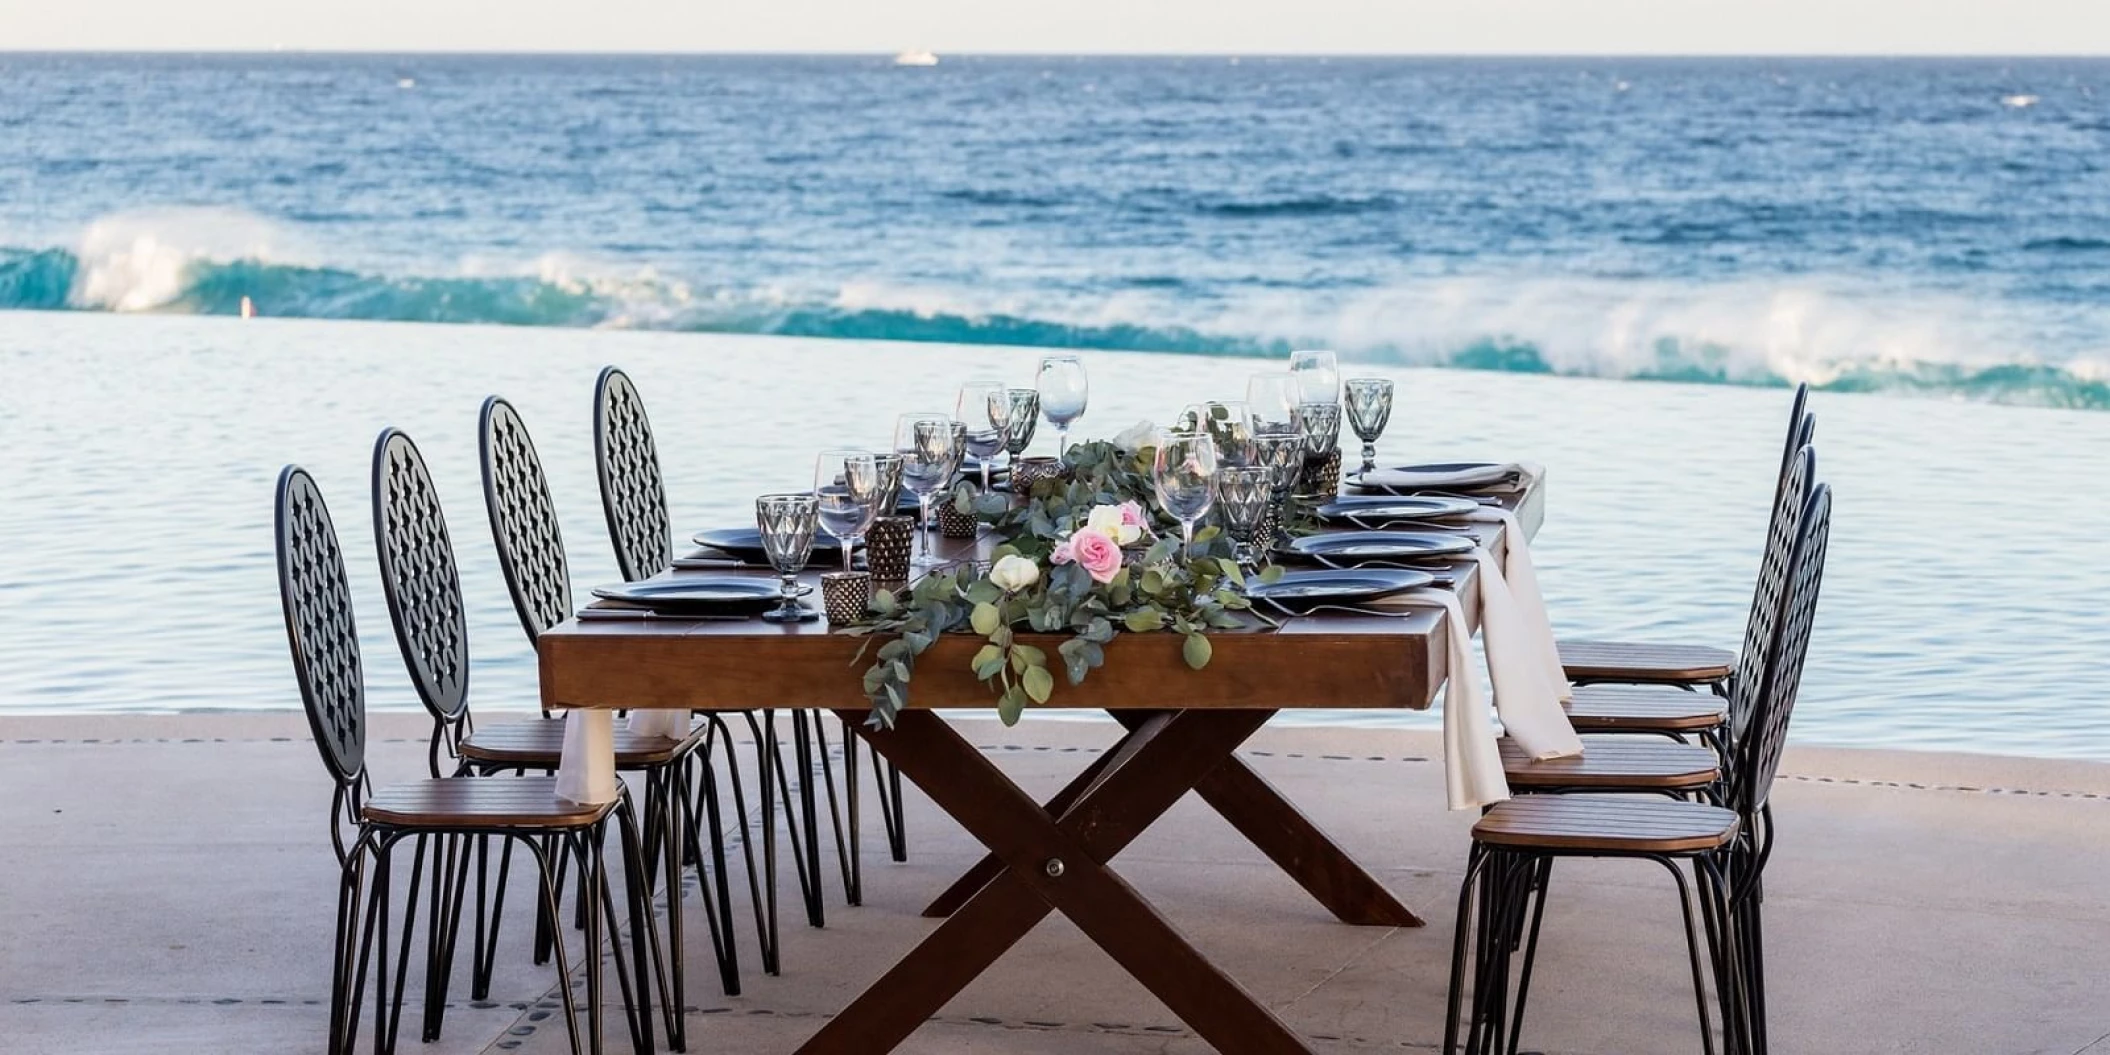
[844,427,1280,727]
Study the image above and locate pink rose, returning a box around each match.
[1050,539,1075,565]
[1068,529,1124,584]
[1117,500,1147,529]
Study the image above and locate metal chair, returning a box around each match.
[594,366,864,958]
[275,465,664,1055]
[1445,481,1832,1055]
[1556,383,1814,692]
[479,396,760,1002]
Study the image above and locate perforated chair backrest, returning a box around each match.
[1728,446,1815,746]
[1733,483,1833,816]
[593,366,673,582]
[1777,383,1810,485]
[275,465,366,785]
[371,428,471,724]
[479,397,572,643]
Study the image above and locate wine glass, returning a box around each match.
[1003,388,1040,466]
[755,493,819,623]
[1250,428,1305,504]
[1152,431,1217,556]
[814,448,880,573]
[871,452,905,516]
[894,412,955,567]
[1289,350,1341,406]
[955,380,1009,491]
[1343,378,1395,475]
[1178,401,1253,468]
[1213,466,1273,570]
[1245,373,1301,433]
[1294,402,1343,458]
[1036,355,1088,460]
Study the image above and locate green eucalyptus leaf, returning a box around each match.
[997,686,1026,726]
[1123,608,1164,633]
[1021,664,1055,704]
[1013,643,1048,666]
[1258,564,1286,584]
[1084,616,1115,644]
[870,589,899,615]
[1220,560,1246,588]
[964,581,1002,606]
[1182,632,1213,670]
[1193,524,1221,543]
[970,602,1001,636]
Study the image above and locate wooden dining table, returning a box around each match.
[539,478,1545,1054]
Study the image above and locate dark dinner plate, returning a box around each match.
[1313,494,1482,525]
[692,527,850,564]
[590,577,782,615]
[1245,568,1434,612]
[1347,462,1519,494]
[1278,531,1476,565]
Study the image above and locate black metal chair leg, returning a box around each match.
[380,834,429,1055]
[1442,845,1490,1055]
[1649,856,1719,1055]
[1503,856,1553,1055]
[811,715,859,907]
[881,747,907,863]
[732,713,781,976]
[786,710,825,928]
[1698,853,1751,1055]
[474,836,515,998]
[329,837,373,1055]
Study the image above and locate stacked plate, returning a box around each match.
[591,578,786,616]
[1277,530,1475,566]
[1247,568,1434,613]
[1345,461,1521,495]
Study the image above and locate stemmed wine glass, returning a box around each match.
[1152,431,1217,556]
[871,452,905,517]
[1002,388,1040,469]
[955,380,1010,491]
[1213,466,1273,571]
[1179,401,1254,468]
[895,413,959,569]
[1036,355,1088,461]
[814,448,881,573]
[1289,350,1341,406]
[1343,378,1395,475]
[1245,373,1301,434]
[755,493,819,623]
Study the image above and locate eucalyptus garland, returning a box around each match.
[844,436,1280,727]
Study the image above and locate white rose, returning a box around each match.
[1111,420,1161,453]
[989,553,1042,592]
[1084,504,1142,546]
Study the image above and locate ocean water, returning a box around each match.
[5,54,2110,406]
[2,311,2107,761]
[1,55,2108,760]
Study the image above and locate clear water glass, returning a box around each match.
[1152,430,1218,555]
[1003,388,1040,459]
[956,380,1009,490]
[814,448,880,573]
[871,452,905,515]
[1289,349,1341,406]
[894,412,955,566]
[1245,373,1302,433]
[1036,354,1089,460]
[755,493,819,622]
[1178,400,1254,468]
[1343,378,1395,474]
[1213,466,1273,569]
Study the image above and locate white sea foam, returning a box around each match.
[68,207,307,312]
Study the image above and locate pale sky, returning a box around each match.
[3,0,2108,55]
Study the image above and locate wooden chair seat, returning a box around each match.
[364,776,618,829]
[1498,735,1719,790]
[1558,638,1734,685]
[1564,685,1727,733]
[458,717,694,768]
[1473,793,1739,854]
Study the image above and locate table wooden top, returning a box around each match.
[539,475,1543,714]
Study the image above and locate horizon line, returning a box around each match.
[4,48,2110,60]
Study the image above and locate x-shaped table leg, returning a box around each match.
[798,707,1312,1054]
[923,709,1425,928]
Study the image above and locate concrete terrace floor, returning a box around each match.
[3,713,2108,1055]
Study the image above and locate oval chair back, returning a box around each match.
[593,366,673,582]
[479,396,572,644]
[1727,445,1815,748]
[371,428,473,776]
[1733,482,1833,820]
[1777,382,1810,485]
[274,465,369,862]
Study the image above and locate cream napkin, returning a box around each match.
[1399,588,1511,810]
[1355,463,1529,493]
[1462,546,1582,760]
[555,709,620,805]
[627,709,693,739]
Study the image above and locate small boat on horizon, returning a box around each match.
[893,50,939,68]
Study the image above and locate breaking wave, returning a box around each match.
[4,221,2107,411]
